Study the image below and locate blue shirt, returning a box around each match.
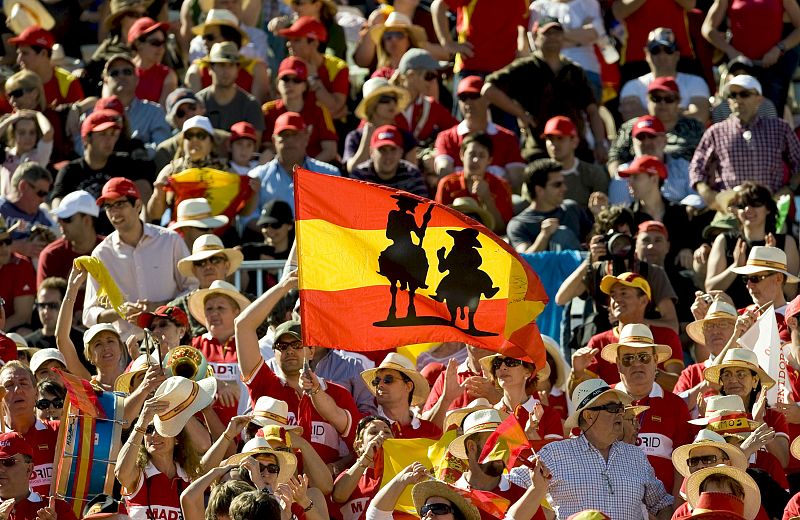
[0,198,55,240]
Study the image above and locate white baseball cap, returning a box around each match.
[725,74,762,96]
[182,115,215,137]
[53,190,100,219]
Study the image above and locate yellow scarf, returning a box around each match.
[74,256,127,319]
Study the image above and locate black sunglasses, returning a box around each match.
[377,94,398,104]
[7,87,34,99]
[144,38,165,47]
[649,94,677,104]
[0,238,12,247]
[741,273,776,284]
[145,424,156,435]
[687,454,726,467]
[273,339,303,352]
[647,45,677,56]
[25,181,49,198]
[728,90,755,100]
[458,93,480,102]
[420,503,454,517]
[280,76,305,84]
[0,458,20,468]
[491,357,523,370]
[260,463,280,474]
[35,398,64,410]
[108,68,135,78]
[731,200,765,210]
[192,256,226,268]
[586,402,625,414]
[371,374,407,387]
[261,222,286,230]
[35,302,60,310]
[184,130,210,140]
[203,34,218,42]
[175,103,197,119]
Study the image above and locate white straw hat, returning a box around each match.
[168,198,228,231]
[187,280,251,328]
[671,429,748,477]
[685,465,760,520]
[447,408,503,459]
[361,352,429,406]
[177,234,243,278]
[250,396,301,430]
[686,300,737,346]
[730,246,799,283]
[565,378,632,430]
[153,376,217,437]
[702,348,775,389]
[600,323,673,364]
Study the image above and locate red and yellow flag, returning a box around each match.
[294,169,548,369]
[165,167,252,226]
[479,413,530,470]
[54,369,105,419]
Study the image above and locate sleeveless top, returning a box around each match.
[135,63,171,104]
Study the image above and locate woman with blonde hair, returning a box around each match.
[0,109,53,197]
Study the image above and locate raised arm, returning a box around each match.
[200,414,252,471]
[57,266,92,380]
[115,397,169,490]
[181,465,237,520]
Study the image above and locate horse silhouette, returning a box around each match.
[431,228,499,333]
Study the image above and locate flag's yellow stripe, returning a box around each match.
[297,219,529,300]
[74,415,94,506]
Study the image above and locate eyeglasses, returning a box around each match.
[35,302,60,310]
[377,94,397,104]
[423,71,438,82]
[25,181,49,198]
[192,255,227,268]
[619,352,654,367]
[145,424,156,435]
[102,199,132,212]
[279,76,305,84]
[420,504,454,517]
[728,90,755,100]
[7,87,34,99]
[720,368,755,381]
[175,103,198,119]
[382,31,407,41]
[144,38,165,47]
[108,68,135,78]
[35,398,64,410]
[260,463,280,474]
[273,339,303,352]
[647,45,677,56]
[0,238,11,247]
[491,357,523,370]
[687,454,727,467]
[203,34,219,43]
[371,374,407,387]
[0,458,20,468]
[741,273,776,284]
[458,93,480,102]
[184,130,210,141]
[649,94,678,104]
[586,402,625,414]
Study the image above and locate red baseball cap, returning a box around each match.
[542,115,577,138]
[277,56,308,81]
[0,432,33,459]
[278,16,328,43]
[637,220,668,239]
[8,25,54,49]
[230,121,257,142]
[127,17,170,45]
[137,305,189,329]
[97,177,141,206]
[274,112,306,134]
[457,76,484,96]
[618,155,668,179]
[95,96,125,115]
[647,76,679,94]
[81,109,123,139]
[371,125,403,149]
[632,115,665,138]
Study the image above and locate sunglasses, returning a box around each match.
[192,255,226,268]
[741,273,776,284]
[203,34,218,42]
[108,68,135,78]
[377,94,397,104]
[0,238,11,247]
[731,200,764,210]
[280,76,305,84]
[586,402,625,414]
[7,87,34,99]
[420,504,454,517]
[686,454,726,468]
[175,103,198,119]
[144,38,166,47]
[382,31,407,41]
[728,90,754,100]
[35,398,64,410]
[647,45,677,56]
[0,458,20,468]
[25,181,49,198]
[371,374,406,387]
[261,222,286,230]
[273,339,303,352]
[35,302,60,310]
[423,71,438,82]
[458,93,480,102]
[649,94,678,104]
[260,463,280,474]
[619,352,654,367]
[491,357,523,370]
[145,424,156,435]
[184,130,210,140]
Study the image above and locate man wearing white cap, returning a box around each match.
[691,74,800,207]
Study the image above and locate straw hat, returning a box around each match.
[687,395,759,436]
[162,346,213,382]
[168,198,229,231]
[191,9,249,44]
[3,0,54,34]
[177,234,243,278]
[542,334,567,390]
[361,352,430,406]
[187,280,251,328]
[479,353,550,383]
[565,378,632,430]
[104,0,148,30]
[703,348,775,389]
[685,466,760,520]
[411,480,480,520]
[447,408,503,460]
[222,436,297,484]
[730,246,800,283]
[250,396,301,431]
[368,11,427,48]
[114,354,158,393]
[443,398,493,432]
[671,429,748,477]
[686,300,738,346]
[791,434,800,461]
[599,323,673,364]
[153,376,217,437]
[449,197,495,231]
[354,77,411,120]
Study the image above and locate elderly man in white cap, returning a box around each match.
[529,379,673,519]
[691,75,800,207]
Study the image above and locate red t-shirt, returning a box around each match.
[332,466,381,520]
[37,236,104,287]
[620,0,694,64]
[390,416,442,440]
[423,361,483,415]
[245,362,362,463]
[435,171,513,224]
[443,0,529,73]
[729,0,783,60]
[397,98,457,142]
[8,493,77,520]
[192,334,240,426]
[263,97,337,158]
[0,253,35,317]
[673,361,708,394]
[434,122,524,180]
[317,56,350,98]
[585,326,684,385]
[42,68,83,107]
[0,334,16,362]
[123,463,189,520]
[16,420,59,497]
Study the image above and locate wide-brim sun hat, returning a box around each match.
[354,77,411,121]
[565,378,633,430]
[114,354,158,393]
[599,323,672,364]
[361,352,430,406]
[191,8,249,44]
[686,300,738,346]
[702,348,776,389]
[153,376,217,437]
[411,480,480,520]
[685,465,760,520]
[187,280,251,328]
[447,408,503,460]
[250,396,301,430]
[671,429,749,477]
[368,11,427,48]
[222,436,297,484]
[443,398,493,432]
[177,234,243,278]
[4,0,55,33]
[730,245,800,283]
[542,334,567,390]
[168,198,229,231]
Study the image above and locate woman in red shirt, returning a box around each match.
[128,17,178,107]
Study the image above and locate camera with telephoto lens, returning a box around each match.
[599,231,634,260]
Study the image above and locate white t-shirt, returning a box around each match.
[620,72,710,109]
[531,0,605,74]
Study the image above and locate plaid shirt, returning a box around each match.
[523,434,672,519]
[689,115,800,193]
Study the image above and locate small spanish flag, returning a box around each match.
[165,167,252,227]
[479,412,530,470]
[294,169,549,370]
[54,369,105,419]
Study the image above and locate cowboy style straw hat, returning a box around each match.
[791,434,800,461]
[222,436,297,484]
[169,198,229,231]
[687,395,760,438]
[731,246,800,283]
[187,280,251,328]
[250,396,301,431]
[368,11,427,47]
[447,408,503,459]
[565,379,632,430]
[354,77,411,120]
[411,480,481,520]
[192,9,249,44]
[685,466,760,520]
[3,0,54,33]
[671,429,749,477]
[177,234,243,278]
[600,323,673,364]
[443,398,493,432]
[114,354,158,393]
[479,353,551,383]
[686,300,738,346]
[703,348,776,389]
[153,376,217,437]
[361,352,430,406]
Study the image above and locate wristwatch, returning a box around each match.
[777,42,787,55]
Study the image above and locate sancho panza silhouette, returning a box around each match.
[377,194,434,321]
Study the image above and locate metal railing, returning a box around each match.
[233,260,287,295]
